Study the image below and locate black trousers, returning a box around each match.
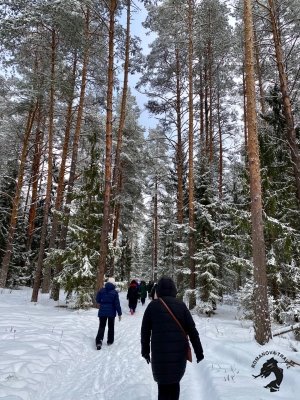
[157,383,180,400]
[128,299,138,311]
[95,316,115,345]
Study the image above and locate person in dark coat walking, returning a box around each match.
[150,283,158,301]
[127,280,139,314]
[147,280,154,299]
[139,280,147,305]
[141,276,204,400]
[95,277,122,350]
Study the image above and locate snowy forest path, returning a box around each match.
[1,288,299,400]
[35,292,219,400]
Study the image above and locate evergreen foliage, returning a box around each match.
[0,161,18,267]
[259,85,300,320]
[0,0,299,343]
[45,130,103,307]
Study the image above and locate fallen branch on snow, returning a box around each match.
[272,323,300,337]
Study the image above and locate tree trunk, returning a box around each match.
[244,0,272,345]
[153,176,158,282]
[175,51,184,226]
[208,12,213,165]
[217,85,223,199]
[204,63,209,156]
[50,10,90,300]
[31,29,56,302]
[242,64,248,151]
[109,170,123,277]
[199,60,205,145]
[267,0,300,206]
[0,101,38,287]
[97,0,118,290]
[112,0,130,192]
[253,27,266,115]
[26,103,44,252]
[110,0,131,274]
[187,0,196,309]
[42,52,77,294]
[175,46,184,294]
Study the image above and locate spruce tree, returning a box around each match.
[45,130,103,307]
[260,85,300,322]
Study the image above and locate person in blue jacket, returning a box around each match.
[95,277,122,350]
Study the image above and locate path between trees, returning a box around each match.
[2,288,298,400]
[36,292,219,400]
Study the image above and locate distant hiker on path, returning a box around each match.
[127,279,139,314]
[147,280,154,298]
[150,283,158,300]
[139,280,147,305]
[95,277,122,350]
[141,276,204,400]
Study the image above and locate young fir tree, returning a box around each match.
[118,237,132,282]
[141,220,155,281]
[260,85,300,323]
[221,154,253,293]
[193,160,223,315]
[0,161,18,266]
[0,160,29,287]
[45,130,103,308]
[159,179,178,279]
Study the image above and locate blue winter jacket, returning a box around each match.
[96,282,122,318]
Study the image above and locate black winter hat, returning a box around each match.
[156,276,177,297]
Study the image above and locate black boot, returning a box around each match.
[96,340,102,350]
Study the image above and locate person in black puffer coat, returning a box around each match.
[141,276,204,400]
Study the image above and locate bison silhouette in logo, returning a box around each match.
[253,357,283,392]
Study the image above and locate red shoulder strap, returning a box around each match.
[159,298,188,339]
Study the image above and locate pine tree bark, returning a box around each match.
[26,103,44,252]
[112,0,130,192]
[244,0,272,345]
[175,49,184,226]
[242,64,248,151]
[50,10,90,300]
[217,86,223,199]
[97,0,118,290]
[42,52,77,294]
[175,48,184,225]
[110,0,131,275]
[0,101,38,287]
[111,172,123,270]
[31,29,56,302]
[199,60,205,145]
[267,0,300,206]
[153,176,158,282]
[204,63,209,156]
[208,10,213,165]
[187,0,196,309]
[175,46,185,294]
[253,27,266,115]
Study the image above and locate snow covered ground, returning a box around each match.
[0,287,300,400]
